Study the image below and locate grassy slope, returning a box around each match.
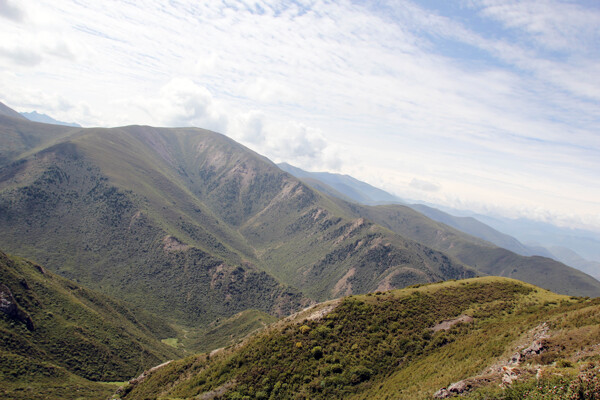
[344,202,600,297]
[0,250,181,399]
[0,122,475,318]
[120,277,600,400]
[0,114,78,167]
[145,127,476,300]
[181,309,278,354]
[0,133,308,325]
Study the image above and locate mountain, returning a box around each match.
[0,249,180,400]
[278,163,552,259]
[278,162,403,204]
[339,202,600,297]
[275,163,600,297]
[0,102,28,120]
[0,106,80,166]
[0,103,475,328]
[408,204,546,257]
[20,110,82,127]
[469,214,600,263]
[546,246,600,280]
[118,277,600,400]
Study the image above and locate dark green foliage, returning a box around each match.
[123,279,549,400]
[0,250,180,387]
[0,147,307,325]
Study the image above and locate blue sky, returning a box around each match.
[0,0,599,231]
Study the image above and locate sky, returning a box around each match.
[1,0,599,232]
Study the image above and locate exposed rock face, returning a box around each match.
[433,375,495,398]
[0,283,34,330]
[434,322,551,398]
[432,314,474,332]
[509,339,548,365]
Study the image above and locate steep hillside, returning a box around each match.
[0,111,78,166]
[0,117,476,319]
[0,249,180,399]
[118,277,600,400]
[276,163,600,296]
[341,202,600,297]
[0,137,306,324]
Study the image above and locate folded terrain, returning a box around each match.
[0,105,476,326]
[0,100,598,332]
[0,249,180,400]
[118,277,600,400]
[281,163,600,287]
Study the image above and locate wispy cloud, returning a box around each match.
[0,0,598,230]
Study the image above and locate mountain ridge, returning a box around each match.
[119,277,600,400]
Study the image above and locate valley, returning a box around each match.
[0,103,599,399]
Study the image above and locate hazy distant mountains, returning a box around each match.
[278,162,403,204]
[280,162,600,280]
[20,110,82,127]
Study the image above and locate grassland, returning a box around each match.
[120,277,600,400]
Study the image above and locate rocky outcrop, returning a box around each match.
[432,315,474,332]
[433,374,496,398]
[434,322,550,398]
[0,283,34,330]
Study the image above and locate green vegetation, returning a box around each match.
[0,120,475,328]
[120,277,600,400]
[344,203,600,297]
[0,250,180,399]
[182,309,278,354]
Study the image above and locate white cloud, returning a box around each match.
[409,178,440,193]
[0,0,598,230]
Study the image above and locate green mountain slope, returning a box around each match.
[0,114,476,321]
[0,134,307,325]
[119,277,600,400]
[0,249,180,399]
[275,162,600,297]
[0,110,78,167]
[342,203,600,297]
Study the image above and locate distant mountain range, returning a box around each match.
[280,162,600,280]
[278,162,403,204]
[20,110,82,127]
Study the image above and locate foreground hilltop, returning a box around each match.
[120,277,600,400]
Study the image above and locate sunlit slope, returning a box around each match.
[348,203,600,297]
[0,121,477,316]
[0,129,307,325]
[120,277,600,400]
[0,250,180,399]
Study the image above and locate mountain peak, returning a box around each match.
[20,110,82,127]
